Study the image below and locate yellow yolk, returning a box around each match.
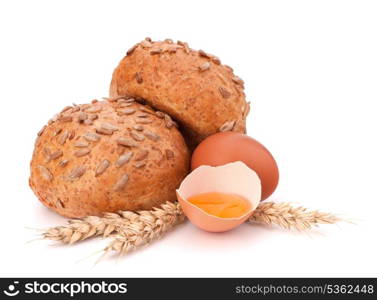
[187,192,251,218]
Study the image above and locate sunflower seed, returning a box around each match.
[164,38,173,43]
[68,130,75,140]
[53,128,62,136]
[116,152,133,167]
[136,118,153,124]
[38,165,53,181]
[84,132,101,142]
[37,125,47,136]
[219,120,236,132]
[135,149,149,161]
[164,114,174,128]
[117,137,138,147]
[89,114,98,121]
[43,148,51,160]
[130,131,145,141]
[199,62,211,72]
[78,112,88,122]
[136,113,149,118]
[211,56,221,65]
[219,86,231,99]
[135,72,143,84]
[57,199,65,209]
[95,159,110,176]
[133,124,144,131]
[165,149,174,160]
[113,174,129,191]
[50,150,63,160]
[57,130,69,145]
[72,105,81,112]
[134,162,146,168]
[224,65,234,72]
[68,166,86,180]
[118,108,136,115]
[91,99,98,104]
[150,48,162,55]
[145,37,152,42]
[85,106,102,113]
[119,102,134,108]
[59,114,73,122]
[74,141,89,148]
[144,130,160,141]
[84,119,93,125]
[154,111,164,119]
[101,122,119,132]
[127,44,138,56]
[58,159,69,167]
[232,76,244,86]
[74,148,91,157]
[140,40,152,48]
[199,49,210,58]
[96,127,113,135]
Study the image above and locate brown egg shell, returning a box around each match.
[191,132,279,200]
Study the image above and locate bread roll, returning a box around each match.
[110,38,249,146]
[29,98,190,218]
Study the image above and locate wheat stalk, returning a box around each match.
[42,201,342,258]
[248,202,342,230]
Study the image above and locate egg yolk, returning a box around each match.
[187,192,251,218]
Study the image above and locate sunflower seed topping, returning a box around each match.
[132,124,144,131]
[85,106,102,113]
[219,120,236,132]
[50,150,63,160]
[117,137,138,147]
[58,159,69,168]
[232,76,244,86]
[150,48,162,55]
[57,130,69,145]
[68,166,86,180]
[219,86,231,99]
[130,131,145,141]
[118,108,136,115]
[96,127,113,135]
[74,141,89,148]
[135,72,143,84]
[95,160,110,176]
[134,162,146,168]
[116,152,133,167]
[135,149,149,161]
[84,132,101,142]
[101,122,119,132]
[37,125,47,136]
[136,118,153,124]
[78,112,88,122]
[113,174,129,191]
[199,62,211,72]
[74,148,91,157]
[199,49,210,58]
[59,114,73,122]
[144,130,160,141]
[38,165,53,181]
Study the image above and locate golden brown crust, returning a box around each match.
[29,98,190,218]
[110,39,249,146]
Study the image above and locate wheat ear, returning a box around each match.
[42,201,342,246]
[249,202,342,230]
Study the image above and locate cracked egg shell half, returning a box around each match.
[29,98,190,218]
[176,161,261,232]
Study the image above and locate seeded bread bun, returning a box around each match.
[29,98,190,218]
[110,38,250,146]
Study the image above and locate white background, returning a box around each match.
[0,0,376,277]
